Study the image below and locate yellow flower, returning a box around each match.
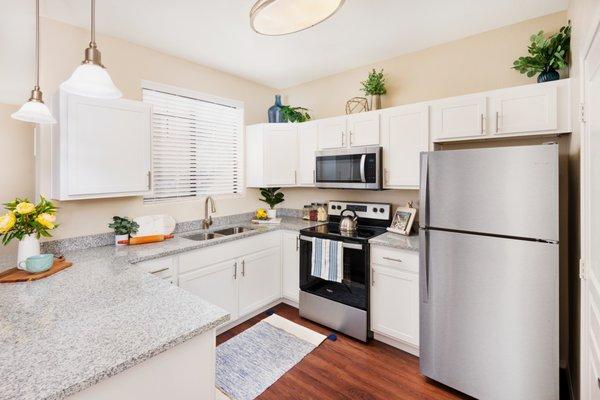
[15,202,35,215]
[0,212,16,234]
[35,213,56,230]
[256,208,268,220]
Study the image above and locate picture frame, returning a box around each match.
[387,203,417,236]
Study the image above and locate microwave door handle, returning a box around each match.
[360,154,367,183]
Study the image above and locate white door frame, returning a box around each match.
[580,6,600,400]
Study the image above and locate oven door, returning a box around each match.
[299,235,369,310]
[315,146,381,189]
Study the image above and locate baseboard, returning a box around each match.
[281,297,299,308]
[217,299,282,335]
[374,332,420,357]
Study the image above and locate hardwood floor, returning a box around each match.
[217,303,473,400]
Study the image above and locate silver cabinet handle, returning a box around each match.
[296,235,299,251]
[480,113,484,134]
[383,256,403,263]
[294,170,297,184]
[150,267,169,274]
[147,171,152,190]
[233,261,237,279]
[313,169,316,183]
[371,268,375,286]
[242,260,245,277]
[349,130,353,146]
[341,131,345,147]
[495,111,499,133]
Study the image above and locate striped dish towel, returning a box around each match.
[311,237,343,283]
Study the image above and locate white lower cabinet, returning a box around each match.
[370,246,419,350]
[281,231,300,303]
[238,247,281,316]
[179,259,239,322]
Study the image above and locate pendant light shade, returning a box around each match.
[250,0,344,36]
[11,0,56,125]
[60,0,122,99]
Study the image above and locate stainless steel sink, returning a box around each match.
[185,232,223,241]
[213,226,254,236]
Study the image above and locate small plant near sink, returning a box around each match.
[259,188,285,219]
[108,216,139,246]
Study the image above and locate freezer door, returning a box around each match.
[421,144,558,241]
[419,229,559,400]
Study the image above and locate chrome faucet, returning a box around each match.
[202,196,216,230]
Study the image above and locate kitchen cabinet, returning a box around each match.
[317,116,347,149]
[346,111,380,147]
[179,259,239,323]
[238,246,281,316]
[370,246,419,349]
[246,123,298,187]
[380,104,428,189]
[37,91,152,201]
[430,95,487,141]
[297,121,318,186]
[281,231,300,303]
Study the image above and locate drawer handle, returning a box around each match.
[383,256,403,263]
[150,267,169,274]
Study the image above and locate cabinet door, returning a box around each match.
[347,111,380,147]
[264,125,298,186]
[381,104,428,188]
[318,116,347,149]
[238,247,281,316]
[371,264,419,346]
[297,121,318,186]
[66,95,151,196]
[490,84,558,135]
[431,96,487,141]
[281,231,300,302]
[179,259,239,322]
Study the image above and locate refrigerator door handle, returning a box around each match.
[419,228,430,303]
[420,152,429,227]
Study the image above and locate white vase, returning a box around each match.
[267,209,277,219]
[17,234,41,269]
[115,234,129,246]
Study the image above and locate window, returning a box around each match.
[142,82,244,203]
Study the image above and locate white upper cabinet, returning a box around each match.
[490,84,558,135]
[297,121,318,186]
[431,95,487,141]
[38,91,152,201]
[380,104,429,189]
[317,116,347,149]
[346,111,380,147]
[246,123,298,187]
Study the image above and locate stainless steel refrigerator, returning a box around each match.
[419,144,559,400]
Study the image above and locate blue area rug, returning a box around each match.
[216,316,323,400]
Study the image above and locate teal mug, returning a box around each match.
[18,254,54,273]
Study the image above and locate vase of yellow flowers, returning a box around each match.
[0,197,58,268]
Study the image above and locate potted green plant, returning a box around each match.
[512,24,571,83]
[360,69,387,110]
[259,188,285,219]
[281,106,311,123]
[0,196,58,267]
[108,216,139,246]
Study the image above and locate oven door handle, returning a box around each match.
[359,154,367,183]
[299,235,363,250]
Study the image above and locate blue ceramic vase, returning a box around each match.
[537,69,559,83]
[268,95,285,123]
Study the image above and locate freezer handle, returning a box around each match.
[419,228,430,303]
[420,153,429,227]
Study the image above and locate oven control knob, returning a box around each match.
[337,205,342,210]
[372,207,378,213]
[379,208,385,213]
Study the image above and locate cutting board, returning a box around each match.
[132,215,176,237]
[0,257,73,283]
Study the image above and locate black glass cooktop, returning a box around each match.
[301,223,386,242]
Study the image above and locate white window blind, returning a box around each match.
[142,84,243,202]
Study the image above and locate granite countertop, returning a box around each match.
[0,217,322,400]
[369,231,420,252]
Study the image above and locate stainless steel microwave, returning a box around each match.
[315,146,382,189]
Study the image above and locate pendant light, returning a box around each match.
[250,0,344,36]
[11,0,56,124]
[60,0,122,99]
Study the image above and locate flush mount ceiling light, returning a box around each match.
[250,0,344,36]
[11,0,56,125]
[60,0,122,99]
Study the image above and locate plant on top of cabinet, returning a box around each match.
[259,187,285,219]
[361,69,387,110]
[281,105,311,123]
[512,23,571,83]
[108,216,139,246]
[0,196,58,265]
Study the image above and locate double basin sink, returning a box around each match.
[184,226,254,242]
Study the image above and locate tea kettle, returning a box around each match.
[339,209,358,232]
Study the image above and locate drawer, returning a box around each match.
[371,246,418,273]
[135,256,176,279]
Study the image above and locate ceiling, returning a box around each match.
[0,0,567,105]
